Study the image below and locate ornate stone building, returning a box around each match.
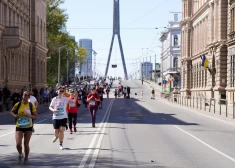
[181,0,228,100]
[226,0,235,103]
[0,0,47,91]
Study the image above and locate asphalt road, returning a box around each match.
[1,80,235,168]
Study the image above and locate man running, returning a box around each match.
[10,90,38,165]
[49,86,78,150]
[87,87,100,127]
[97,87,105,109]
[67,90,80,134]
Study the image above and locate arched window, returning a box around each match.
[173,57,178,69]
[174,35,178,46]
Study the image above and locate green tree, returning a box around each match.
[46,0,87,86]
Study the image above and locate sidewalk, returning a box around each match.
[141,79,235,124]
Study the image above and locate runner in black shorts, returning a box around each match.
[97,87,105,109]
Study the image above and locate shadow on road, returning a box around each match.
[0,153,171,168]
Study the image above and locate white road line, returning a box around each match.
[162,118,166,120]
[78,99,114,168]
[174,126,235,163]
[0,116,51,138]
[88,100,114,168]
[0,131,15,138]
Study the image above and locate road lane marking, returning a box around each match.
[174,126,235,163]
[88,100,114,168]
[162,118,166,120]
[0,116,51,138]
[78,99,114,168]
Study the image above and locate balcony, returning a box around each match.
[163,67,181,74]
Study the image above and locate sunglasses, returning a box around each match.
[59,90,64,93]
[24,94,30,97]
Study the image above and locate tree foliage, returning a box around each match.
[46,0,88,86]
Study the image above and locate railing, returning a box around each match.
[161,93,235,119]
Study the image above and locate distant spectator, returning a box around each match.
[0,88,2,101]
[43,88,49,106]
[11,89,21,107]
[32,87,38,99]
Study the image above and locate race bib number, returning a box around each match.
[70,103,76,107]
[18,117,30,128]
[56,107,65,116]
[90,100,95,106]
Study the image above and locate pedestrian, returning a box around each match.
[67,89,80,134]
[151,89,155,100]
[39,88,44,104]
[11,89,21,107]
[32,87,38,100]
[0,88,2,102]
[43,88,49,106]
[10,90,38,165]
[87,87,100,127]
[49,86,78,150]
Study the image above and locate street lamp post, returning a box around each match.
[58,45,67,85]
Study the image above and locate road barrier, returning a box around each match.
[161,93,234,119]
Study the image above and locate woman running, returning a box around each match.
[87,87,100,127]
[49,86,78,150]
[10,90,38,165]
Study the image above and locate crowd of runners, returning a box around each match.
[9,77,116,165]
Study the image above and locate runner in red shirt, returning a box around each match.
[67,90,80,134]
[87,87,100,127]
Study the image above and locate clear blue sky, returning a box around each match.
[60,0,181,78]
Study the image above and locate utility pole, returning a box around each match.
[155,54,156,83]
[58,45,67,85]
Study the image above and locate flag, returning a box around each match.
[201,55,209,70]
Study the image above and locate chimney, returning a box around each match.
[174,14,178,22]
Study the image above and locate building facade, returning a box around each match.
[0,0,47,90]
[160,14,181,93]
[181,0,228,100]
[226,0,235,103]
[138,62,153,79]
[79,39,92,76]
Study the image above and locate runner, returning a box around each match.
[97,87,105,109]
[43,88,49,106]
[49,86,78,150]
[87,87,100,127]
[28,90,38,133]
[10,90,38,165]
[106,87,110,98]
[67,89,80,134]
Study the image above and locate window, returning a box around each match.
[174,35,178,46]
[173,57,178,70]
[230,8,235,33]
[231,55,235,87]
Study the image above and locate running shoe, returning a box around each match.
[70,129,73,134]
[59,144,64,150]
[74,127,77,133]
[52,137,58,143]
[24,159,29,165]
[18,154,24,164]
